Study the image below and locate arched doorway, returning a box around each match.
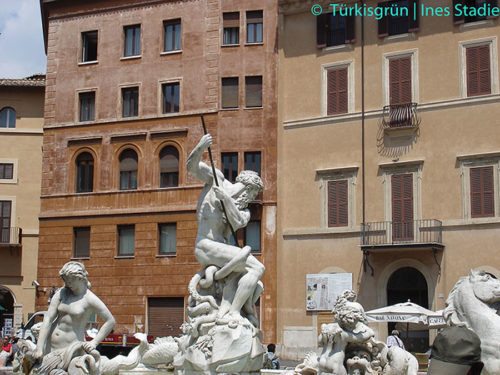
[387,267,428,352]
[0,287,15,336]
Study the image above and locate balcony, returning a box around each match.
[361,220,442,249]
[382,102,420,129]
[0,227,22,246]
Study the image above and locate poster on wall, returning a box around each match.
[306,273,352,311]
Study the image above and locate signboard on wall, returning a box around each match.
[306,273,352,311]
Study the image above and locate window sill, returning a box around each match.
[244,42,263,46]
[160,50,182,56]
[159,111,181,117]
[383,32,417,44]
[78,61,98,66]
[156,253,176,258]
[221,44,240,48]
[0,179,17,184]
[71,257,90,261]
[244,106,263,110]
[122,115,139,120]
[220,107,239,111]
[322,44,353,54]
[459,20,494,32]
[115,255,135,259]
[120,55,142,61]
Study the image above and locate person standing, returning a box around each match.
[0,337,12,366]
[386,330,405,350]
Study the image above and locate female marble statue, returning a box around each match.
[31,261,115,374]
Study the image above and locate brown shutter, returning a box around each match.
[378,2,389,37]
[222,77,239,108]
[223,12,239,28]
[327,67,348,115]
[408,0,419,32]
[148,297,185,337]
[317,13,327,48]
[328,180,348,227]
[467,45,491,97]
[245,76,262,107]
[345,14,356,44]
[392,174,413,240]
[470,166,494,218]
[453,0,465,24]
[389,57,412,105]
[487,0,499,19]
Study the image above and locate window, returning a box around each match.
[79,92,95,122]
[163,19,181,52]
[328,180,348,227]
[389,57,412,105]
[118,225,135,256]
[470,166,494,217]
[0,164,13,180]
[454,0,498,24]
[122,87,139,117]
[124,25,141,56]
[0,107,16,128]
[222,77,238,108]
[148,297,184,337]
[82,31,98,62]
[245,76,262,108]
[245,220,261,252]
[0,201,11,243]
[223,12,239,45]
[162,82,180,113]
[317,167,357,228]
[76,152,94,193]
[244,152,261,175]
[466,44,491,96]
[159,146,179,188]
[222,152,238,183]
[316,12,355,48]
[119,149,138,190]
[159,223,176,254]
[391,174,414,240]
[378,0,419,37]
[327,67,348,115]
[73,227,90,258]
[246,10,263,44]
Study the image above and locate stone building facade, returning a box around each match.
[277,0,500,359]
[0,75,45,333]
[38,0,277,342]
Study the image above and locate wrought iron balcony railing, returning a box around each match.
[361,220,442,246]
[382,102,420,129]
[0,227,22,245]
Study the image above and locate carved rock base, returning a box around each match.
[174,320,265,375]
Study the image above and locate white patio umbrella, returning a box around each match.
[365,301,446,347]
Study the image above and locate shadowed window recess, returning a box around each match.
[245,76,262,108]
[0,107,16,128]
[378,0,419,37]
[119,149,138,190]
[79,92,95,122]
[124,24,141,56]
[76,152,94,193]
[246,10,263,43]
[118,224,135,256]
[73,227,90,258]
[223,12,239,45]
[163,19,181,52]
[0,201,11,243]
[159,223,176,254]
[222,77,238,108]
[82,31,98,62]
[162,82,180,113]
[0,163,13,180]
[122,87,139,117]
[159,146,179,188]
[316,11,355,48]
[222,152,238,183]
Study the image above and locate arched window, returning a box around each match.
[119,149,138,190]
[0,107,16,128]
[159,146,179,188]
[76,152,94,193]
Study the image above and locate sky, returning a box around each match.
[0,0,46,78]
